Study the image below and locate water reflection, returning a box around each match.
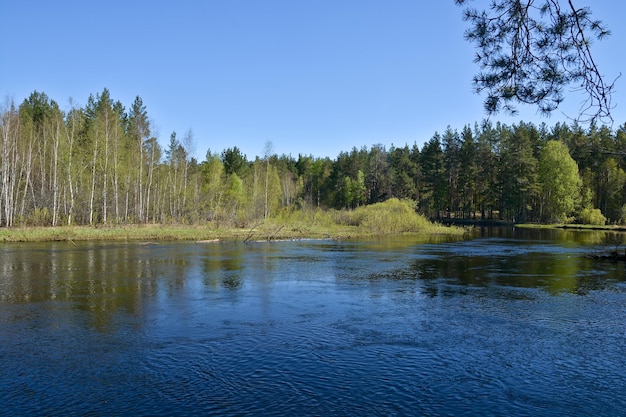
[0,242,245,330]
[201,244,245,290]
[358,236,625,296]
[2,231,626,416]
[1,231,625,310]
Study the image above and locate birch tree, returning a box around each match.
[128,96,150,222]
[0,100,19,226]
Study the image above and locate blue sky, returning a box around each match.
[2,1,625,160]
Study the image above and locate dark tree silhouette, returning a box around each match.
[455,0,618,123]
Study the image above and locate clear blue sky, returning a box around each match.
[2,0,625,160]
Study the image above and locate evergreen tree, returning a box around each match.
[442,127,462,217]
[127,96,150,222]
[420,134,446,217]
[388,144,419,200]
[475,122,501,219]
[458,125,478,219]
[499,122,540,222]
[367,144,390,204]
[455,0,615,123]
[221,146,249,177]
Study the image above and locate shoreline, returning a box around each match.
[0,223,465,243]
[516,223,626,232]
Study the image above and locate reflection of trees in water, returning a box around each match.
[2,239,625,331]
[0,243,165,330]
[201,244,244,290]
[367,248,624,298]
[0,242,259,330]
[588,232,626,261]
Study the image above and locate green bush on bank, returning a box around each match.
[351,198,431,234]
[578,208,607,226]
[274,198,459,235]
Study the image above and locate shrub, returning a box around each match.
[351,198,430,234]
[578,208,606,226]
[25,208,51,226]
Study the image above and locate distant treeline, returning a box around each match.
[1,89,625,227]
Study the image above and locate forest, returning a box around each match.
[1,89,625,228]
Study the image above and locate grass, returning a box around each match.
[0,224,303,243]
[0,199,467,243]
[516,223,626,231]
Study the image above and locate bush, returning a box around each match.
[578,208,606,226]
[351,198,430,234]
[620,205,626,225]
[264,199,464,237]
[25,208,51,226]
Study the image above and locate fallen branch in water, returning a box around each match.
[244,223,262,243]
[268,224,285,241]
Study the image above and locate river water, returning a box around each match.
[1,228,625,416]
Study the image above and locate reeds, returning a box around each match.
[0,200,465,242]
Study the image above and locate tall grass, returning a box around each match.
[0,199,464,242]
[0,225,229,243]
[273,198,464,236]
[351,198,425,233]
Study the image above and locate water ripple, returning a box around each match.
[2,236,626,416]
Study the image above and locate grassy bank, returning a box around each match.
[0,199,467,243]
[516,223,626,232]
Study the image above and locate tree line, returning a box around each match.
[1,89,625,228]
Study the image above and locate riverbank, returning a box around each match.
[0,223,465,243]
[438,219,626,232]
[515,223,626,232]
[0,199,468,243]
[0,223,354,243]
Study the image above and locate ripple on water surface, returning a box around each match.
[1,237,626,416]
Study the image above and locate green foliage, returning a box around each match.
[598,157,626,221]
[620,205,626,225]
[340,170,367,209]
[351,198,434,234]
[538,140,582,223]
[201,151,225,219]
[267,199,461,238]
[455,0,615,123]
[578,208,606,226]
[499,123,540,222]
[4,89,626,230]
[222,173,246,225]
[221,146,249,177]
[420,134,446,216]
[25,208,52,226]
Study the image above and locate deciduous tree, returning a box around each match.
[538,140,582,222]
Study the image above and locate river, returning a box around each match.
[1,228,625,416]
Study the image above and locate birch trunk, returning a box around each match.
[51,119,60,226]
